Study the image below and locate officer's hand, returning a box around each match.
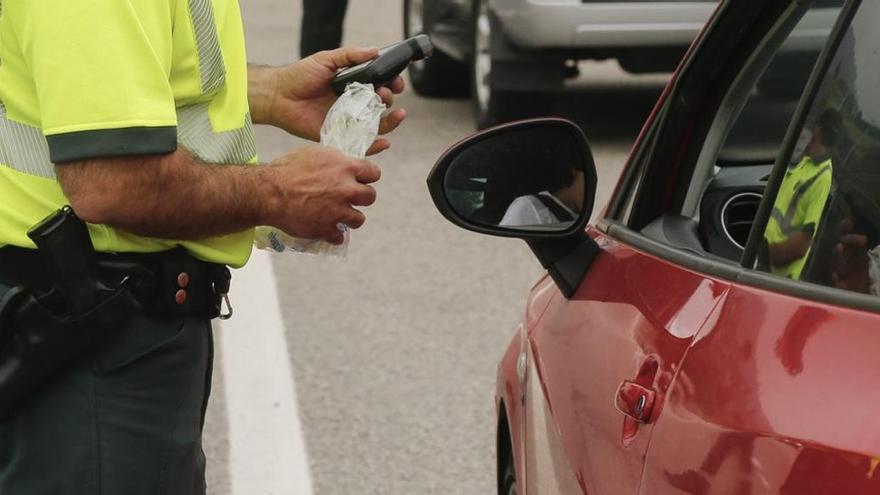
[260,47,407,155]
[265,146,381,244]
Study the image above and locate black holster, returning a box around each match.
[0,207,234,419]
[0,282,139,419]
[0,207,141,419]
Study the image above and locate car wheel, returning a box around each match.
[470,0,553,129]
[500,448,518,495]
[403,0,469,97]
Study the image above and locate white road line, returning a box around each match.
[218,249,313,495]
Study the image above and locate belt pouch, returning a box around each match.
[0,285,139,420]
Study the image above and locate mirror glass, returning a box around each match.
[443,124,591,232]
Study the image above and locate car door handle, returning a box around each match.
[615,380,656,424]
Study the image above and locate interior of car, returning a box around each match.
[638,2,841,264]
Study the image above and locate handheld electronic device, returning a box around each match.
[331,35,434,95]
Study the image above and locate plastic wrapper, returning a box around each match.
[255,82,386,257]
[320,82,387,159]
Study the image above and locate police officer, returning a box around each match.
[301,0,350,57]
[765,110,840,280]
[0,0,405,493]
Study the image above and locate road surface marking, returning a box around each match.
[218,249,313,494]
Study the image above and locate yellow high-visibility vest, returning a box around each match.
[764,155,832,279]
[0,0,256,267]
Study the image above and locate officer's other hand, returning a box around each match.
[262,47,406,155]
[830,219,871,293]
[264,146,381,244]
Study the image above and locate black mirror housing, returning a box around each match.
[427,118,597,240]
[427,118,602,298]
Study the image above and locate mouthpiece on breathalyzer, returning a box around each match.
[331,34,434,95]
[410,34,434,59]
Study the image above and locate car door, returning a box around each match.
[642,1,880,492]
[522,229,729,494]
[520,1,848,493]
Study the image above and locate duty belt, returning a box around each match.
[0,207,234,419]
[0,246,233,320]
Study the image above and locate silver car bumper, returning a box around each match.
[491,1,717,49]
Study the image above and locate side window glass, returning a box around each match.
[718,0,845,166]
[634,2,842,263]
[757,1,880,297]
[701,5,841,261]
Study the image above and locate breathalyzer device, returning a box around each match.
[331,34,434,95]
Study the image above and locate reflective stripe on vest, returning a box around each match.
[0,104,256,179]
[178,103,256,164]
[0,104,54,179]
[769,162,831,236]
[188,0,226,95]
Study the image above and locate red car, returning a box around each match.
[428,0,880,493]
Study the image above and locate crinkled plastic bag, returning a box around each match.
[255,83,386,257]
[320,82,386,159]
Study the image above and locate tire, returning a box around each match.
[500,448,518,495]
[403,0,469,97]
[470,0,553,129]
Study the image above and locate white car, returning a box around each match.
[404,0,717,127]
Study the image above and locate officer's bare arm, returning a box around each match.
[768,230,814,266]
[247,64,279,127]
[55,146,380,243]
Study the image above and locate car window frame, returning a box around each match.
[679,6,816,220]
[621,1,797,233]
[603,2,723,226]
[605,0,806,230]
[601,0,880,313]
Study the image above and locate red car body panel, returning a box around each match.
[642,283,880,493]
[496,274,560,495]
[519,229,729,494]
[498,230,880,494]
[522,351,584,495]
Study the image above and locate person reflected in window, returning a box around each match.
[764,110,840,279]
[499,164,584,227]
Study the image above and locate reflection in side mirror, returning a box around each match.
[427,118,601,297]
[428,118,597,240]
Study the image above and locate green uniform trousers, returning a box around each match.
[0,297,214,495]
[300,0,349,58]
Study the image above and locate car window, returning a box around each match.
[718,8,835,167]
[634,2,843,263]
[696,3,843,259]
[755,1,880,297]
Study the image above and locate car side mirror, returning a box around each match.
[427,118,597,239]
[427,118,601,297]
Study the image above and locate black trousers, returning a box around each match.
[0,304,214,495]
[300,0,349,58]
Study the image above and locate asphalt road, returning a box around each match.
[204,1,669,494]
